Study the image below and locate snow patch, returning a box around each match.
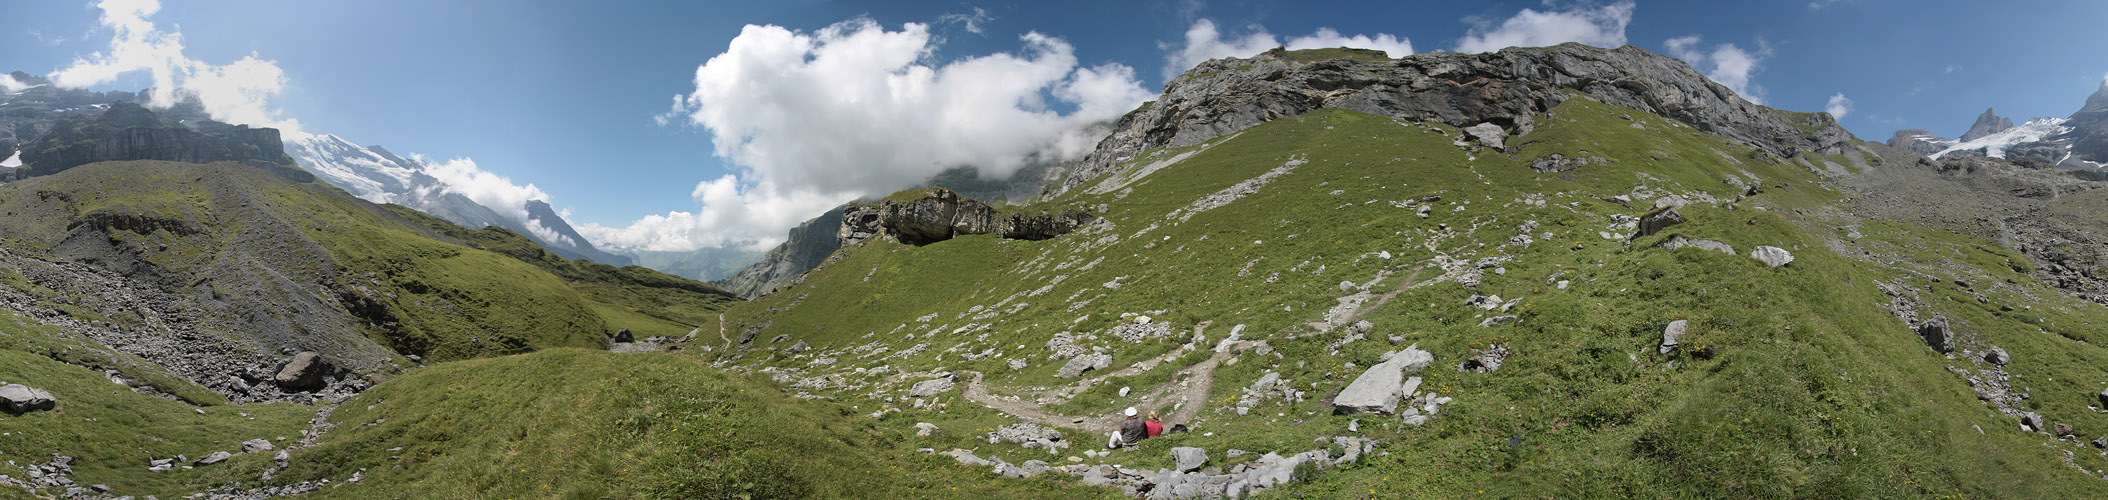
[1930,117,2068,160]
[0,150,21,168]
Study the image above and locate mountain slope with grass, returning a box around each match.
[705,45,2108,498]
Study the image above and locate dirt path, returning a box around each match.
[960,340,1255,434]
[716,314,732,351]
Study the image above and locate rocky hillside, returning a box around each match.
[718,205,845,298]
[710,45,2108,498]
[1042,44,1853,199]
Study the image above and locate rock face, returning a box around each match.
[1044,44,1853,198]
[1918,316,1955,353]
[19,102,294,178]
[273,352,334,391]
[844,188,1095,246]
[1334,347,1433,414]
[721,205,847,298]
[0,383,56,413]
[1960,108,2016,142]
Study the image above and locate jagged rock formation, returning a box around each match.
[720,205,846,298]
[840,187,1095,247]
[17,102,292,177]
[1043,44,1853,198]
[1960,107,2015,142]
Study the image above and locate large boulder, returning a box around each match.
[0,384,56,414]
[1057,353,1113,379]
[194,451,232,465]
[1632,208,1685,239]
[242,438,275,453]
[1333,347,1433,414]
[1172,447,1209,473]
[1749,246,1794,267]
[273,351,334,391]
[1918,316,1955,353]
[908,375,956,398]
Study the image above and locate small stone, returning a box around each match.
[915,422,938,437]
[2054,422,2075,437]
[1477,315,1517,327]
[1118,386,1131,397]
[908,375,956,398]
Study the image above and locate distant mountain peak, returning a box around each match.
[1960,107,2015,142]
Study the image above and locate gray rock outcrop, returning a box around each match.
[909,374,956,398]
[1057,353,1113,378]
[273,351,334,391]
[1633,208,1685,239]
[1334,347,1433,414]
[857,188,1096,246]
[19,102,294,178]
[1749,246,1794,267]
[0,383,56,414]
[1171,447,1208,473]
[1044,43,1854,198]
[1918,315,1955,353]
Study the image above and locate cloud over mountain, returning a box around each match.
[1453,1,1633,53]
[584,18,1154,252]
[49,0,304,138]
[1664,35,1769,105]
[1164,19,1413,78]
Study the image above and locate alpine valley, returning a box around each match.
[4,19,2108,500]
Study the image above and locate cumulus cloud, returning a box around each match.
[1664,35,1769,104]
[46,0,303,137]
[1453,1,1633,53]
[1826,93,1852,120]
[0,74,30,93]
[590,18,1153,252]
[415,155,549,223]
[1164,19,1412,78]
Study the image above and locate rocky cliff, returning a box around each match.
[841,187,1094,247]
[1043,44,1854,198]
[719,205,846,298]
[18,102,292,177]
[1959,107,2016,142]
[1887,129,1954,156]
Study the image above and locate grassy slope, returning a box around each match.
[0,310,313,499]
[384,206,741,339]
[274,348,1116,500]
[0,161,619,360]
[720,100,2108,497]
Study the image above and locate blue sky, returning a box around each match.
[3,0,2105,251]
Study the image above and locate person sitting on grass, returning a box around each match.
[1146,410,1165,438]
[1109,407,1148,449]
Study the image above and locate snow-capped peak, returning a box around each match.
[1929,117,2069,160]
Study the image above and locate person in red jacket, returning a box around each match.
[1145,410,1165,438]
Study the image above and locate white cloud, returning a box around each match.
[1807,0,1852,10]
[937,7,993,35]
[415,155,548,223]
[1663,35,1768,105]
[1944,64,1963,74]
[0,74,29,93]
[1453,1,1633,53]
[595,18,1154,252]
[1164,19,1412,78]
[1826,93,1852,120]
[46,0,304,138]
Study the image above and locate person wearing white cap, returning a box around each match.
[1108,406,1148,449]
